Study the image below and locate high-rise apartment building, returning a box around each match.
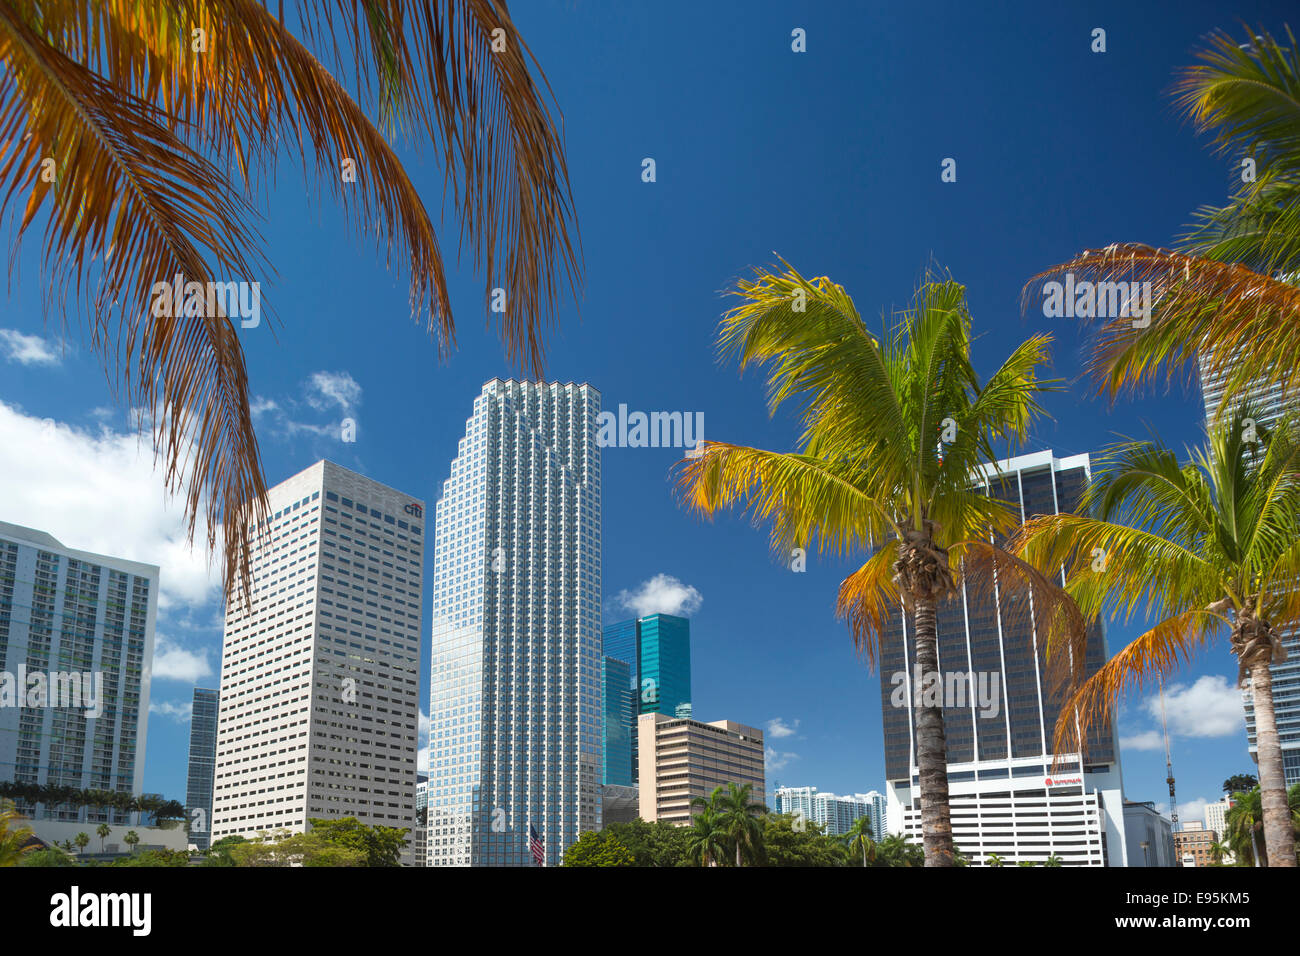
[0,522,158,824]
[1199,358,1300,786]
[602,612,692,785]
[857,790,887,841]
[880,451,1129,866]
[637,714,765,825]
[1205,796,1232,837]
[185,686,219,849]
[771,785,877,837]
[210,461,423,844]
[426,380,602,866]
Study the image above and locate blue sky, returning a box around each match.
[0,0,1293,826]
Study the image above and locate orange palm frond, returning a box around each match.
[1020,243,1300,412]
[1047,607,1224,760]
[835,541,900,672]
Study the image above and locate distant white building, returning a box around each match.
[772,786,878,837]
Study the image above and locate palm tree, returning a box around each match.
[0,1,581,601]
[1225,789,1267,867]
[710,782,766,867]
[1023,27,1300,422]
[123,830,140,855]
[95,822,110,854]
[74,832,89,857]
[1014,409,1300,867]
[675,263,1071,866]
[874,834,923,867]
[845,815,877,867]
[1208,839,1231,865]
[685,807,728,868]
[986,853,1005,867]
[0,800,37,866]
[1044,854,1063,867]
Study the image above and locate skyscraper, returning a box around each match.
[427,379,602,866]
[771,786,876,836]
[601,612,692,785]
[185,686,218,850]
[0,521,157,824]
[880,451,1129,866]
[601,656,633,787]
[1199,358,1300,786]
[210,461,423,844]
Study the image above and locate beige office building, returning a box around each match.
[211,461,424,845]
[637,714,765,824]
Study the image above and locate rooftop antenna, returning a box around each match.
[1159,676,1178,833]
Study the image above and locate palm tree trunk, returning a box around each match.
[913,596,955,866]
[1250,662,1297,866]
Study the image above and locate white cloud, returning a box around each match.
[1178,797,1211,826]
[765,747,799,772]
[767,718,799,739]
[151,635,213,683]
[0,328,62,366]
[616,574,703,618]
[1119,729,1165,751]
[149,700,194,722]
[0,401,219,610]
[1146,675,1245,739]
[305,371,361,414]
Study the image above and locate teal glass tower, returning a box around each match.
[601,613,692,785]
[601,657,634,787]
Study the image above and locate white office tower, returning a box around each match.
[210,461,424,844]
[1199,356,1300,786]
[0,522,157,823]
[427,379,602,866]
[881,452,1129,865]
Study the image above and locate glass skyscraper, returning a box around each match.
[601,657,633,787]
[1200,357,1300,786]
[879,452,1128,865]
[0,521,157,825]
[601,613,692,786]
[185,686,218,850]
[427,380,603,866]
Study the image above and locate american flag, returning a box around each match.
[529,825,545,867]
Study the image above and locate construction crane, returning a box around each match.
[1159,676,1178,833]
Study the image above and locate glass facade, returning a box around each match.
[601,657,633,786]
[427,380,603,866]
[185,686,218,850]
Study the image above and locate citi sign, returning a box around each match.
[404,503,423,518]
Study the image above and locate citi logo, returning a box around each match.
[49,886,151,936]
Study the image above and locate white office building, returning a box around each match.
[0,522,158,823]
[427,379,602,866]
[210,461,424,843]
[881,451,1129,865]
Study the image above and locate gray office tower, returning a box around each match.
[879,452,1129,866]
[0,521,158,823]
[1200,357,1300,785]
[185,686,219,850]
